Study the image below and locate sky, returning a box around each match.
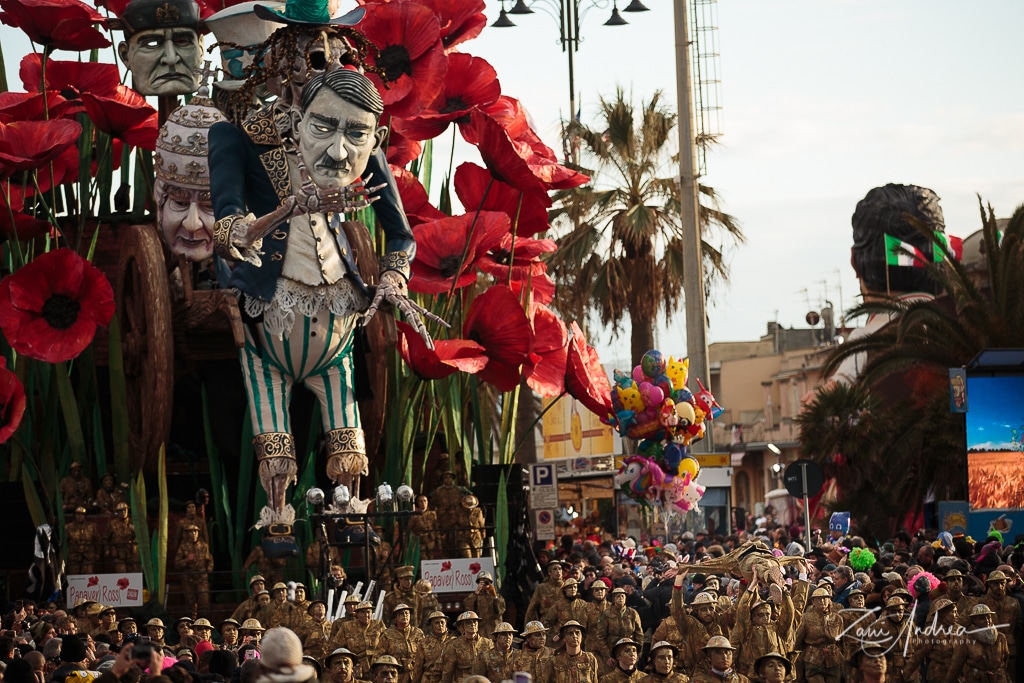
[3,1,1023,373]
[966,376,1024,451]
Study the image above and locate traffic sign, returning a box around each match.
[529,463,558,509]
[783,459,824,498]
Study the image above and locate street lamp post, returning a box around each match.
[492,0,649,160]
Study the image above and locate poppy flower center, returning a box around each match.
[491,249,511,266]
[438,255,464,278]
[441,97,468,115]
[41,294,81,330]
[378,45,413,81]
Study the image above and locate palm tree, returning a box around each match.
[797,200,1024,539]
[547,87,744,365]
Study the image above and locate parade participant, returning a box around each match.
[415,581,440,630]
[331,596,364,638]
[672,574,728,676]
[526,561,566,623]
[430,472,463,536]
[585,580,611,643]
[651,614,687,672]
[903,598,964,683]
[302,600,332,662]
[377,604,424,683]
[455,495,485,558]
[943,569,977,617]
[752,652,790,683]
[413,612,452,683]
[839,589,868,681]
[82,601,104,636]
[730,581,793,679]
[328,601,385,676]
[308,532,345,579]
[175,524,215,611]
[689,637,749,683]
[193,618,214,645]
[869,596,920,683]
[944,604,1010,683]
[233,575,269,623]
[642,641,689,683]
[439,612,492,683]
[240,618,265,647]
[110,0,204,96]
[605,638,644,683]
[146,618,168,646]
[857,647,890,683]
[60,463,94,513]
[383,567,419,627]
[105,499,140,573]
[472,622,516,683]
[594,587,644,673]
[370,655,404,683]
[463,572,505,637]
[513,622,553,682]
[72,599,95,634]
[175,617,199,650]
[176,501,211,548]
[794,589,843,683]
[409,496,439,559]
[975,570,1019,682]
[538,621,598,683]
[118,617,138,641]
[543,578,589,643]
[220,618,242,652]
[97,606,118,640]
[66,508,97,574]
[96,473,126,516]
[265,582,306,630]
[329,648,371,683]
[294,583,311,610]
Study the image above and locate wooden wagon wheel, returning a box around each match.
[115,223,174,474]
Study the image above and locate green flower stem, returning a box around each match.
[54,361,86,467]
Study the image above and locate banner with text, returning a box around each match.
[420,558,495,593]
[67,573,144,607]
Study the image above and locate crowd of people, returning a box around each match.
[3,526,1023,683]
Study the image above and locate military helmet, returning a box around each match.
[969,603,996,617]
[456,611,480,622]
[650,641,679,656]
[562,578,579,588]
[811,587,831,599]
[754,652,792,676]
[219,618,240,630]
[692,592,718,606]
[249,574,266,586]
[944,569,964,579]
[427,611,447,622]
[145,618,165,629]
[612,637,641,654]
[327,648,356,667]
[885,597,906,610]
[492,622,517,635]
[271,582,288,592]
[240,618,264,632]
[986,570,1009,583]
[702,635,736,651]
[355,601,373,612]
[559,620,586,636]
[371,655,404,672]
[193,618,213,629]
[416,579,433,593]
[609,587,627,597]
[521,621,548,636]
[344,595,360,604]
[391,603,412,616]
[476,571,493,584]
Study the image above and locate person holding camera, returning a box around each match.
[463,572,505,637]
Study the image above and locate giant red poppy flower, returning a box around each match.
[0,91,82,123]
[392,167,446,226]
[396,320,487,380]
[0,119,81,176]
[0,248,115,363]
[454,162,550,237]
[478,232,556,282]
[464,284,534,392]
[21,55,120,101]
[0,0,110,51]
[381,121,423,167]
[360,0,447,119]
[0,185,53,241]
[565,321,612,418]
[0,358,26,444]
[409,211,510,294]
[394,52,500,141]
[509,272,556,305]
[81,86,158,150]
[523,304,567,398]
[465,110,545,195]
[420,0,485,49]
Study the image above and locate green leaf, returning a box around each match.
[54,362,86,468]
[131,473,155,594]
[154,446,169,604]
[202,384,232,555]
[21,464,46,529]
[495,471,508,585]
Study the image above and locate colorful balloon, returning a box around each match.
[641,350,667,379]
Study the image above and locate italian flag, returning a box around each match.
[932,232,964,262]
[885,234,928,268]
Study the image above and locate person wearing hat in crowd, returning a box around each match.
[472,622,515,683]
[52,634,92,683]
[439,612,492,683]
[107,0,203,97]
[689,636,748,683]
[729,576,793,679]
[430,471,464,540]
[455,495,485,559]
[415,581,440,631]
[175,523,215,612]
[253,627,318,683]
[59,462,94,513]
[301,600,332,662]
[331,596,364,639]
[902,598,965,683]
[643,641,688,683]
[942,569,978,618]
[856,646,890,683]
[178,648,197,665]
[328,601,385,676]
[651,612,687,673]
[584,579,612,645]
[93,605,117,639]
[593,587,644,674]
[794,588,843,683]
[672,572,729,676]
[327,648,370,683]
[370,655,404,683]
[234,575,270,623]
[220,618,242,652]
[972,570,1019,683]
[105,502,140,573]
[944,604,1009,683]
[838,589,868,682]
[293,583,311,611]
[866,597,917,683]
[526,560,566,624]
[264,582,306,631]
[412,612,452,683]
[383,567,419,627]
[193,618,215,646]
[175,617,199,650]
[753,652,791,683]
[463,572,505,637]
[146,618,167,647]
[240,618,266,648]
[66,507,98,575]
[605,637,644,683]
[377,604,424,683]
[81,601,106,636]
[538,621,598,683]
[117,616,138,643]
[409,496,440,560]
[513,622,553,683]
[72,599,95,634]
[543,578,589,647]
[176,501,210,549]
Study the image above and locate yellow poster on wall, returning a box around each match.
[541,395,618,460]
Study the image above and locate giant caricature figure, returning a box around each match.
[209,55,437,555]
[111,0,204,96]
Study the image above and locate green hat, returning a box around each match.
[253,0,364,26]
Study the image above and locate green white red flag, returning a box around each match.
[885,234,928,268]
[932,232,964,262]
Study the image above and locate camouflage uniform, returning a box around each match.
[378,624,425,683]
[383,568,420,627]
[689,670,750,683]
[903,600,968,683]
[796,607,845,683]
[174,528,214,611]
[593,603,644,665]
[440,635,494,683]
[976,573,1019,683]
[671,588,727,676]
[514,644,555,682]
[526,577,564,623]
[639,672,690,683]
[542,590,590,635]
[651,617,687,671]
[944,631,1009,683]
[474,645,516,682]
[303,617,333,663]
[463,581,506,636]
[538,649,600,683]
[413,630,453,683]
[729,592,793,678]
[105,504,139,573]
[67,511,98,574]
[604,668,645,683]
[329,612,387,676]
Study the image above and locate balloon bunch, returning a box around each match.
[607,350,723,513]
